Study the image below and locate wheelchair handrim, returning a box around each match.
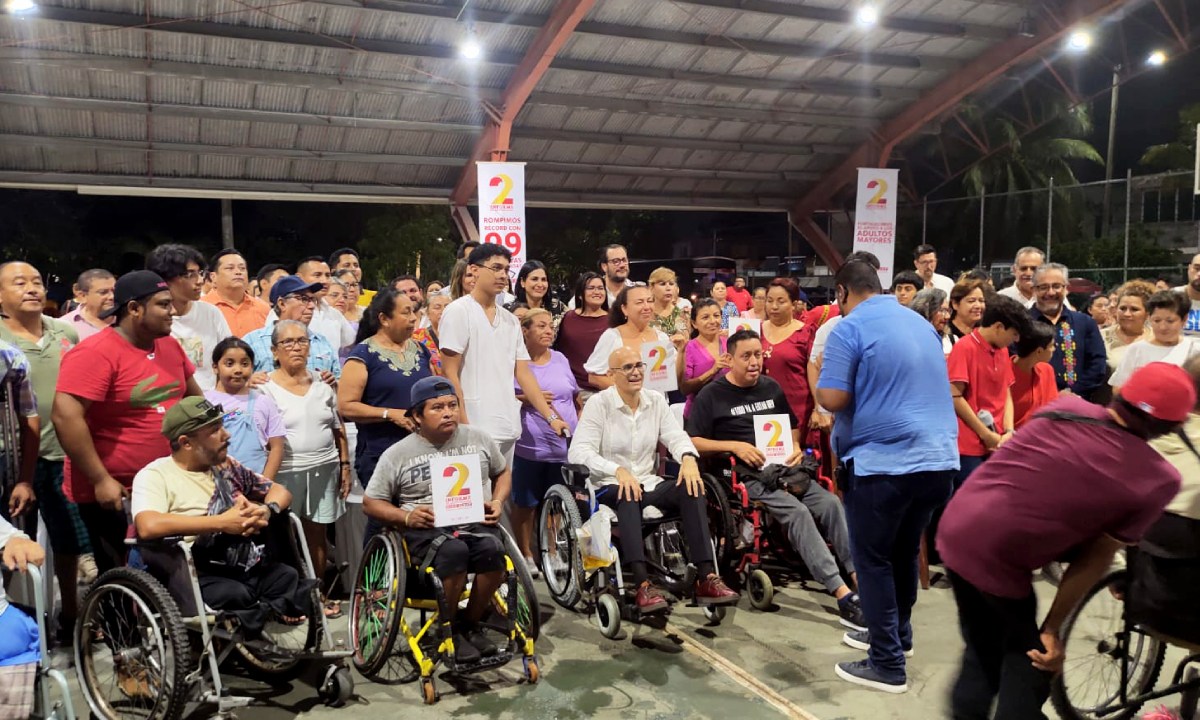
[351,534,402,671]
[539,492,579,597]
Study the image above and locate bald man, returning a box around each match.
[569,346,738,614]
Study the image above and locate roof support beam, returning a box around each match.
[15,7,915,101]
[787,0,1135,268]
[449,0,597,216]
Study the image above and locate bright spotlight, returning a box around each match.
[5,0,38,14]
[459,34,482,61]
[855,5,879,26]
[1147,49,1167,66]
[1066,29,1093,52]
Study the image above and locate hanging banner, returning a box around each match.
[852,168,900,288]
[477,162,527,283]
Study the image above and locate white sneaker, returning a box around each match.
[77,554,98,584]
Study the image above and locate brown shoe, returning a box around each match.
[694,573,739,606]
[634,581,669,614]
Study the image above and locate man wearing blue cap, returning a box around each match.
[362,376,511,665]
[243,276,341,381]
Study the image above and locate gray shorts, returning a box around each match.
[275,460,345,524]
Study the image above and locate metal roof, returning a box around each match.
[0,0,1124,214]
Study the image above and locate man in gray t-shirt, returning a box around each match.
[362,377,511,666]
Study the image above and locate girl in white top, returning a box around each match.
[584,284,673,390]
[1111,290,1200,389]
[260,319,349,618]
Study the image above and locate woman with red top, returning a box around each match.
[552,272,609,406]
[1010,321,1059,429]
[761,277,819,447]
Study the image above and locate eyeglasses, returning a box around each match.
[474,263,510,275]
[275,337,310,349]
[610,362,646,375]
[606,258,629,266]
[1034,283,1067,293]
[181,269,206,280]
[936,307,952,317]
[285,294,317,305]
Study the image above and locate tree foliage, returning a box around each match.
[356,206,457,288]
[1139,103,1200,172]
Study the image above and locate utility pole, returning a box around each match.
[220,198,234,248]
[1100,65,1121,238]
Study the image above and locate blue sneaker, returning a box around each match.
[842,629,914,658]
[834,659,907,694]
[837,592,867,631]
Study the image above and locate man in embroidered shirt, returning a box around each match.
[1029,263,1107,401]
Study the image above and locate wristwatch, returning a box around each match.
[681,452,700,462]
[546,413,561,424]
[382,409,390,421]
[266,501,282,516]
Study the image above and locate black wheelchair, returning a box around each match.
[347,526,540,704]
[73,511,353,720]
[536,463,734,639]
[1052,565,1200,719]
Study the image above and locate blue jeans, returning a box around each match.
[844,465,955,678]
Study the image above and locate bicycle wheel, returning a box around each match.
[350,532,406,678]
[1051,570,1165,720]
[538,484,583,609]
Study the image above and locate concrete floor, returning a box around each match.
[52,569,1196,719]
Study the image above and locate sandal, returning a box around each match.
[322,599,344,619]
[274,612,307,626]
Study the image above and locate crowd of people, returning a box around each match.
[0,236,1198,719]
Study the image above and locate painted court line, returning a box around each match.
[665,621,820,720]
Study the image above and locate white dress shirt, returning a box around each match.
[568,386,697,492]
[929,272,955,295]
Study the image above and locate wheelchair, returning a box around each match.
[7,565,76,720]
[348,525,540,704]
[73,511,353,720]
[536,463,734,639]
[1052,565,1200,720]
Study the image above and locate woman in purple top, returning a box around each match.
[677,299,729,418]
[513,308,579,571]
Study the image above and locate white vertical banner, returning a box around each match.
[476,162,527,283]
[852,168,900,288]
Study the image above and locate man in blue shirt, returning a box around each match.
[816,259,959,694]
[1028,263,1106,401]
[243,276,341,381]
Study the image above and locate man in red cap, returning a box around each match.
[936,362,1194,718]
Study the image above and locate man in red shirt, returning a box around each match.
[53,270,202,573]
[937,362,1193,718]
[726,276,753,313]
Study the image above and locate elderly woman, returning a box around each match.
[411,291,447,375]
[1110,290,1200,390]
[649,266,690,347]
[512,308,579,570]
[760,277,819,445]
[333,269,363,322]
[677,298,728,418]
[742,286,767,321]
[554,272,610,405]
[584,284,672,391]
[709,281,741,331]
[910,287,953,355]
[1103,280,1155,372]
[507,260,566,332]
[948,278,988,346]
[261,319,350,617]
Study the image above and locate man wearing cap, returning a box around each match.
[243,276,340,381]
[53,270,202,573]
[936,362,1194,718]
[131,397,309,635]
[362,376,511,665]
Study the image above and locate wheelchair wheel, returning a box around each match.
[499,528,542,642]
[229,589,319,683]
[350,532,406,679]
[1051,571,1165,720]
[702,474,735,571]
[75,567,191,720]
[538,484,583,609]
[596,593,622,639]
[747,568,774,610]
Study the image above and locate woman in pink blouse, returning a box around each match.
[676,299,729,418]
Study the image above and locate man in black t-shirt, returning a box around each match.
[687,330,863,632]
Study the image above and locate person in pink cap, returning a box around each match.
[936,361,1194,718]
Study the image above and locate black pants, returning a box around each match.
[77,502,130,574]
[948,569,1052,720]
[595,481,714,582]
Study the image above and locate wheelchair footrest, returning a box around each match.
[445,650,514,675]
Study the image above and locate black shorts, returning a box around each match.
[404,524,505,578]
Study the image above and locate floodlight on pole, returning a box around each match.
[4,0,38,14]
[1066,29,1093,52]
[855,6,879,27]
[1147,49,1167,67]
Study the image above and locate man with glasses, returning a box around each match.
[570,346,738,614]
[1029,263,1107,401]
[147,244,232,391]
[569,244,635,309]
[913,244,954,295]
[998,247,1045,309]
[67,269,115,341]
[440,244,568,471]
[1173,252,1200,337]
[266,257,354,353]
[243,276,340,381]
[203,250,271,337]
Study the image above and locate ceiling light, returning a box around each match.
[1066,29,1093,52]
[5,0,38,14]
[1147,49,1167,66]
[855,5,879,27]
[459,31,482,61]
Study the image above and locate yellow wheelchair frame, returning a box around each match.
[349,527,540,704]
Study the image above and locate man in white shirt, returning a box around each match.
[997,246,1045,309]
[294,256,355,351]
[913,244,955,295]
[1173,252,1200,337]
[569,345,738,614]
[147,245,233,391]
[439,244,569,468]
[568,244,636,309]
